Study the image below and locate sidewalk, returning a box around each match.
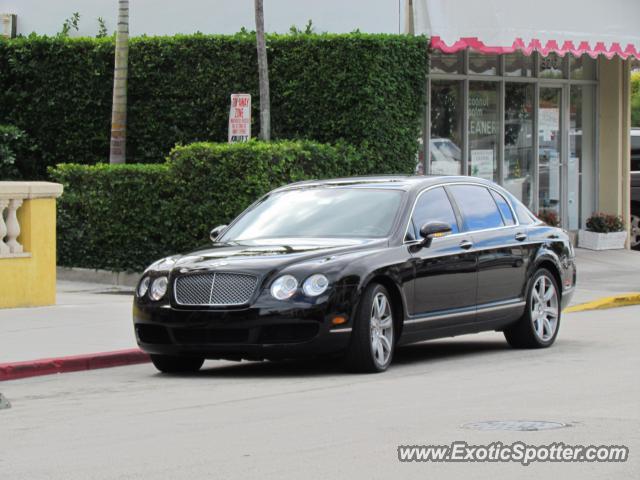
[571,248,640,305]
[1,248,639,372]
[0,281,137,364]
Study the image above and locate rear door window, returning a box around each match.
[490,190,516,226]
[448,185,505,231]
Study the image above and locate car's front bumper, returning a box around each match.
[133,300,354,361]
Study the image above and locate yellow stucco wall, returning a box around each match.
[598,57,632,247]
[0,198,57,308]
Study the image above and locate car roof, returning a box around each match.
[274,175,497,193]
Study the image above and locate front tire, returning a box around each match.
[504,268,561,349]
[150,354,204,374]
[345,283,395,373]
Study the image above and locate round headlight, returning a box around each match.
[149,276,168,301]
[138,276,150,297]
[270,275,298,300]
[303,274,329,297]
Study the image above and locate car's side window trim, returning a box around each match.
[403,181,521,245]
[489,189,516,227]
[405,186,461,242]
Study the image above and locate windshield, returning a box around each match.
[220,187,404,242]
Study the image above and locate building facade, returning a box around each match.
[410,0,638,243]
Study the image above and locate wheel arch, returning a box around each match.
[532,258,563,300]
[361,274,406,341]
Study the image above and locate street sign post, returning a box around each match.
[228,93,251,143]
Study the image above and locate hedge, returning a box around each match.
[50,140,365,271]
[1,33,428,178]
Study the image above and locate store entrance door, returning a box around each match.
[538,86,569,228]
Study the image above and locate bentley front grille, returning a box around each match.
[174,273,258,306]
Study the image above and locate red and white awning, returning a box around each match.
[409,0,640,59]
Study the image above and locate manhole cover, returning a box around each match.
[0,393,11,410]
[462,420,566,431]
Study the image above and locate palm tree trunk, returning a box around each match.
[109,0,129,163]
[254,0,271,141]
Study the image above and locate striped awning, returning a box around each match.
[408,0,640,59]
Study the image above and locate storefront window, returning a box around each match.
[504,84,534,208]
[539,53,566,79]
[570,85,596,229]
[469,51,498,75]
[430,51,464,74]
[570,55,597,80]
[504,53,534,77]
[427,49,598,231]
[468,82,499,181]
[430,81,463,175]
[538,87,562,222]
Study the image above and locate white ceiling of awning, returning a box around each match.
[410,0,640,59]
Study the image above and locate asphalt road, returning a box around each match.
[2,306,639,479]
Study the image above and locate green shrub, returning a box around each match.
[0,124,37,179]
[50,140,367,271]
[1,33,428,178]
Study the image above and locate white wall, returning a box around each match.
[0,0,404,37]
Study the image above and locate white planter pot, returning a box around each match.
[578,230,627,250]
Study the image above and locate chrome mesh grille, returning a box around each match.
[174,273,258,306]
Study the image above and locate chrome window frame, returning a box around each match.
[402,181,521,245]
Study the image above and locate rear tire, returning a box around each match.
[345,283,395,373]
[150,354,204,374]
[504,268,561,349]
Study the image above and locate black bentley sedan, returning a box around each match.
[133,176,576,373]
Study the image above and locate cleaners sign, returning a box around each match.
[228,93,251,143]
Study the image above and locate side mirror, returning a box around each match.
[419,221,452,247]
[210,225,228,242]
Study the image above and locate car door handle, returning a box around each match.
[515,232,527,242]
[459,240,473,250]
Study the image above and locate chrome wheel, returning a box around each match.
[370,292,393,367]
[631,214,640,249]
[530,275,559,342]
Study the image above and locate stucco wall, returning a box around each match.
[0,198,58,308]
[1,0,404,37]
[598,57,632,247]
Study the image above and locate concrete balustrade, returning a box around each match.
[0,182,63,308]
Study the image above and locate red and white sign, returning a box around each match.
[228,93,251,143]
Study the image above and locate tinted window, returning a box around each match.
[407,187,459,240]
[490,190,516,226]
[513,202,535,225]
[220,188,403,241]
[449,185,504,231]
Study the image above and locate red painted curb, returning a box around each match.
[0,348,150,382]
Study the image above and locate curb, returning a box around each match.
[565,293,640,313]
[0,348,150,382]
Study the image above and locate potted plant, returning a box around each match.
[578,213,627,250]
[537,209,560,227]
